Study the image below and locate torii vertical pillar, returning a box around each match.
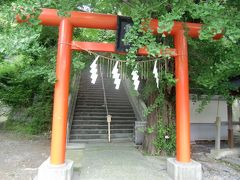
[167,30,202,180]
[36,18,74,180]
[51,18,73,165]
[174,30,191,163]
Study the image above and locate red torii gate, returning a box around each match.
[17,8,222,180]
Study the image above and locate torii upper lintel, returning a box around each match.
[17,8,222,39]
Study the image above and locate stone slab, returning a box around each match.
[135,121,146,145]
[66,148,84,172]
[209,148,240,159]
[167,158,202,180]
[67,143,86,150]
[80,142,172,180]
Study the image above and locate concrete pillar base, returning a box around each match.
[34,158,74,180]
[167,158,202,180]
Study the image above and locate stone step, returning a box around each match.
[73,115,136,120]
[71,124,134,129]
[76,99,130,103]
[75,103,132,106]
[75,106,134,113]
[77,96,129,99]
[77,93,127,96]
[70,133,133,140]
[72,121,134,126]
[75,106,134,109]
[79,90,126,93]
[73,111,133,115]
[75,104,131,107]
[69,137,133,143]
[76,100,129,104]
[73,112,135,116]
[79,84,125,88]
[77,97,127,100]
[76,102,131,104]
[71,129,133,134]
[79,87,125,90]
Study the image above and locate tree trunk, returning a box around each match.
[143,93,158,154]
[142,59,175,154]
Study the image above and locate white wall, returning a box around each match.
[190,99,228,123]
[190,98,228,141]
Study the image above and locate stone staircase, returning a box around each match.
[69,68,136,143]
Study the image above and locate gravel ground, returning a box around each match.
[0,131,240,180]
[192,143,240,180]
[0,131,50,180]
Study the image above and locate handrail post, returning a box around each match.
[107,115,112,142]
[227,103,234,148]
[99,64,111,142]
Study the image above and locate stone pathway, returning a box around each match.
[69,143,171,180]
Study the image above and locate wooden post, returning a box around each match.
[227,103,234,149]
[107,115,112,143]
[215,116,221,150]
[239,117,240,131]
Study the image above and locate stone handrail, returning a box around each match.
[122,79,147,122]
[66,71,81,143]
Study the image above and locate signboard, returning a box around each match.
[116,16,133,53]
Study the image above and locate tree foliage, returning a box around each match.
[0,1,239,153]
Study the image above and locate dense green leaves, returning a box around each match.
[0,0,239,136]
[189,39,240,102]
[154,120,176,155]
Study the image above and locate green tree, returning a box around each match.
[0,0,239,153]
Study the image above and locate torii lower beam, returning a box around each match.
[17,8,222,180]
[71,41,177,56]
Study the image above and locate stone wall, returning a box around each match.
[0,102,11,123]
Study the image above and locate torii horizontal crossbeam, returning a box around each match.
[71,41,177,56]
[17,8,222,39]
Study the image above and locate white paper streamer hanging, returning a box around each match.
[90,55,100,84]
[131,66,140,91]
[112,61,121,89]
[153,60,159,88]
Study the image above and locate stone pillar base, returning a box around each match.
[167,158,202,180]
[35,158,74,180]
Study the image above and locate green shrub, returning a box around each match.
[154,120,176,156]
[3,99,52,135]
